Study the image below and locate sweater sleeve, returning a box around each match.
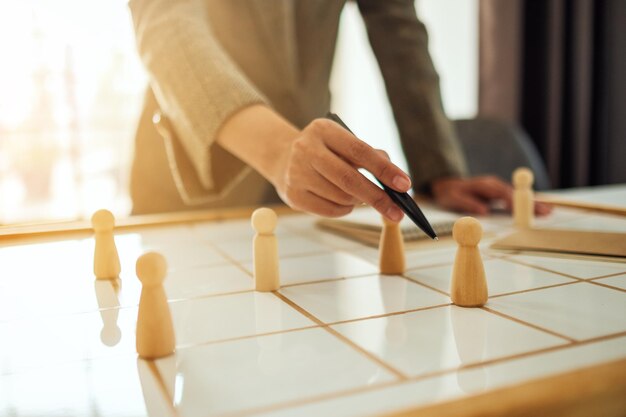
[357,0,468,192]
[129,0,267,192]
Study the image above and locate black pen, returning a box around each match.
[326,112,438,240]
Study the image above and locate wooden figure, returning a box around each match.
[136,252,175,359]
[450,217,488,307]
[379,217,405,274]
[92,209,121,280]
[251,207,279,292]
[513,167,534,228]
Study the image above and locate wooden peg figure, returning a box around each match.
[251,208,280,292]
[136,252,175,359]
[513,167,534,228]
[450,217,488,307]
[92,209,121,280]
[379,217,405,274]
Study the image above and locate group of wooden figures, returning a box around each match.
[92,209,173,360]
[92,167,537,360]
[380,167,536,308]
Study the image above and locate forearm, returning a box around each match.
[215,105,298,189]
[129,0,266,191]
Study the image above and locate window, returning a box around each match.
[0,1,146,224]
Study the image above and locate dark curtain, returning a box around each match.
[479,0,626,188]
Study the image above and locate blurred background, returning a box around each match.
[0,0,146,224]
[0,0,624,225]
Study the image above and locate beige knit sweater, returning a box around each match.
[128,0,467,214]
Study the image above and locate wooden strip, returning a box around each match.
[272,291,409,381]
[499,250,626,265]
[400,275,451,297]
[325,303,451,328]
[491,229,626,258]
[384,357,626,417]
[588,279,626,293]
[174,324,320,350]
[488,281,580,299]
[0,204,296,243]
[500,256,586,280]
[482,306,575,342]
[535,195,626,216]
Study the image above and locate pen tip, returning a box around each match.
[434,237,439,241]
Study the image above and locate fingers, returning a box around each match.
[534,201,553,216]
[440,190,490,215]
[432,176,508,215]
[467,176,554,217]
[431,175,555,219]
[472,176,552,216]
[311,146,404,221]
[284,188,355,217]
[303,172,360,206]
[281,118,407,221]
[319,120,411,192]
[467,176,513,208]
[280,155,358,215]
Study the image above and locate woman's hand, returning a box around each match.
[431,176,552,215]
[216,105,411,221]
[272,118,411,221]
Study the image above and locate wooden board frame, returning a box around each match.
[491,228,626,258]
[535,195,626,217]
[0,204,296,243]
[386,358,626,417]
[1,206,625,417]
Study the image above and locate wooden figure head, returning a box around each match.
[513,167,534,188]
[453,217,483,247]
[251,207,277,234]
[91,209,115,232]
[136,252,167,287]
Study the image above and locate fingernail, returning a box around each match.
[392,176,411,191]
[387,206,403,222]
